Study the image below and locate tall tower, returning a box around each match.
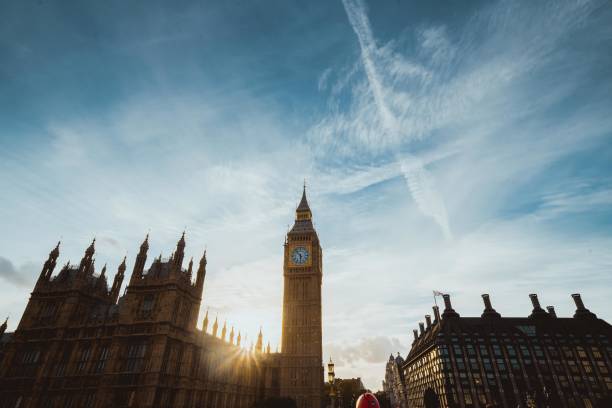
[280,186,323,408]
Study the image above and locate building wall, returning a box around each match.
[403,295,612,408]
[0,240,275,408]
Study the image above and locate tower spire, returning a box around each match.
[77,238,96,280]
[256,327,263,353]
[38,241,61,284]
[0,317,7,337]
[212,315,219,337]
[173,231,186,272]
[130,233,149,285]
[202,309,209,333]
[221,320,227,341]
[195,250,207,295]
[111,256,126,303]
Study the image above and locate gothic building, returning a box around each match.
[383,354,407,408]
[0,188,324,408]
[403,294,612,408]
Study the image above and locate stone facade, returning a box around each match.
[280,187,324,408]
[383,354,407,408]
[0,188,323,408]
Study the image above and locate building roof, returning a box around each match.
[406,314,612,364]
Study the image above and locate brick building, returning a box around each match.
[403,294,612,408]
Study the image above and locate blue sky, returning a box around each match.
[1,0,612,389]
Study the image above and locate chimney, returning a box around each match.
[481,294,501,318]
[571,294,597,319]
[413,329,418,342]
[425,314,432,328]
[432,305,440,323]
[419,322,425,335]
[441,294,460,318]
[546,306,557,318]
[528,293,548,318]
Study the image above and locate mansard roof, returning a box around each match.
[406,314,612,364]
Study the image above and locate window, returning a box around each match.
[91,346,110,374]
[75,345,92,373]
[140,294,154,317]
[125,343,147,372]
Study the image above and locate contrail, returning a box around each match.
[341,0,453,239]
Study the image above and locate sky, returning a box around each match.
[1,0,612,390]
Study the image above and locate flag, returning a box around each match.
[433,290,444,296]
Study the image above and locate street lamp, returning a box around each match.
[328,357,336,408]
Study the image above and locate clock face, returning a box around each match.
[291,247,309,265]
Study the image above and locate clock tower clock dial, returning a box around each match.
[280,185,323,408]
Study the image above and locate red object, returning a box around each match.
[355,393,380,408]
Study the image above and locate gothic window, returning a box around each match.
[91,345,110,374]
[75,345,92,373]
[39,301,58,321]
[124,343,147,372]
[16,348,40,377]
[140,294,155,318]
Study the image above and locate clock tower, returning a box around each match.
[280,186,323,408]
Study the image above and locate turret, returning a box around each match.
[221,321,227,341]
[212,316,218,337]
[77,238,96,280]
[173,231,186,273]
[195,250,207,295]
[110,257,126,303]
[38,241,60,284]
[256,327,263,353]
[229,326,235,344]
[130,234,149,284]
[237,331,241,347]
[266,341,271,354]
[202,310,209,333]
[186,257,193,281]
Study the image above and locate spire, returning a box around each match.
[100,263,107,279]
[212,316,218,337]
[296,182,312,219]
[187,257,194,280]
[0,317,7,336]
[77,238,96,280]
[173,231,186,272]
[131,234,149,284]
[256,327,263,353]
[110,257,126,303]
[85,238,96,257]
[266,341,271,354]
[50,241,60,259]
[237,331,241,347]
[202,309,209,333]
[221,321,227,341]
[39,241,61,283]
[195,250,207,295]
[229,326,235,344]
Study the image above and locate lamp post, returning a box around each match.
[328,358,336,408]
